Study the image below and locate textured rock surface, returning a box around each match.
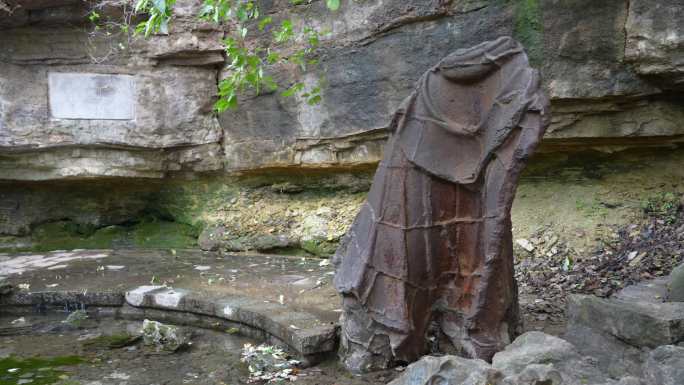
[492,332,633,385]
[2,0,684,266]
[220,0,684,171]
[492,332,581,376]
[643,345,684,385]
[0,0,223,180]
[333,36,549,371]
[625,0,684,89]
[563,322,646,378]
[387,355,503,385]
[567,294,684,348]
[390,332,637,385]
[667,263,684,302]
[2,0,684,179]
[566,289,684,379]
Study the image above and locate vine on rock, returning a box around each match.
[88,0,341,112]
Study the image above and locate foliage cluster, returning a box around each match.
[642,192,681,224]
[88,0,342,112]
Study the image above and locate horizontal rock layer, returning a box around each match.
[0,0,683,180]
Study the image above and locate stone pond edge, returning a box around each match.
[0,286,339,365]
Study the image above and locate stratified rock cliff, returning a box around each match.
[1,0,224,180]
[0,0,683,252]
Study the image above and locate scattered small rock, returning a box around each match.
[241,343,300,383]
[63,310,88,328]
[141,319,190,353]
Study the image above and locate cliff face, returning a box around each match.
[1,0,683,179]
[0,0,683,250]
[1,0,224,180]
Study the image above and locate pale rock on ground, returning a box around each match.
[667,263,684,302]
[389,331,638,385]
[643,345,684,385]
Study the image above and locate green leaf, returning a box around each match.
[263,76,278,91]
[326,0,340,11]
[258,16,273,31]
[88,11,100,23]
[281,82,304,97]
[307,94,322,105]
[266,50,280,64]
[153,0,166,13]
[215,98,230,112]
[134,0,149,13]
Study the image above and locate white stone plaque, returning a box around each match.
[48,73,135,120]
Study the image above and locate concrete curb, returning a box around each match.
[0,285,338,364]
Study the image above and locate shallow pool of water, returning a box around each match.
[0,314,254,385]
[0,313,394,385]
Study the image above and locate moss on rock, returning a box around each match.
[514,0,543,66]
[3,218,198,252]
[300,239,339,256]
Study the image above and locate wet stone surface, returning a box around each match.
[0,314,254,385]
[0,314,397,385]
[0,249,340,323]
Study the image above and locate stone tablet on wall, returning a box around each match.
[48,73,135,120]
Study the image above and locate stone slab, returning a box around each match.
[567,294,684,348]
[564,323,646,378]
[0,249,340,358]
[48,73,135,120]
[613,277,670,303]
[122,285,335,355]
[643,345,684,385]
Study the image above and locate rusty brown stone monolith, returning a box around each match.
[333,36,550,373]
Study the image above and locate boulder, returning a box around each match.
[566,294,684,348]
[613,277,669,303]
[643,345,684,385]
[564,322,646,378]
[390,332,644,385]
[387,355,503,385]
[224,234,295,252]
[492,332,581,376]
[500,364,563,385]
[492,331,615,385]
[667,263,684,302]
[141,319,190,352]
[566,292,684,378]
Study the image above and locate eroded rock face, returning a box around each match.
[2,0,682,180]
[2,1,684,254]
[643,345,684,385]
[219,0,684,172]
[0,0,224,180]
[333,37,549,372]
[625,0,684,89]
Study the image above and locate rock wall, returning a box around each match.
[1,0,683,250]
[0,0,224,180]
